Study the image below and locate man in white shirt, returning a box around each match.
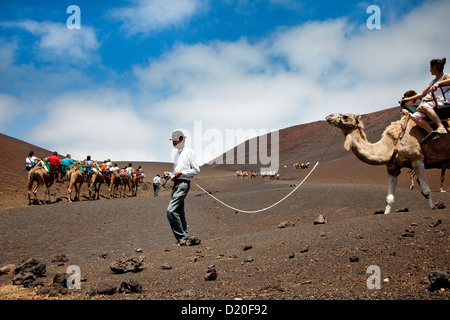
[153,174,161,196]
[164,130,200,246]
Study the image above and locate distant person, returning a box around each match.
[100,160,107,172]
[401,58,450,141]
[84,155,93,174]
[105,159,112,171]
[111,163,119,172]
[48,151,62,181]
[81,155,93,182]
[153,174,161,196]
[164,130,200,246]
[25,151,37,171]
[61,154,75,181]
[127,163,135,177]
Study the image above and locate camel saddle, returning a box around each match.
[402,103,450,122]
[76,163,89,175]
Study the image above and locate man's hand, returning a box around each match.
[171,171,182,181]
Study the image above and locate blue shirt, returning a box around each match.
[61,158,75,171]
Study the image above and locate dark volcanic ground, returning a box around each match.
[0,174,448,301]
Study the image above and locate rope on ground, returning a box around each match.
[192,161,320,213]
[192,129,338,213]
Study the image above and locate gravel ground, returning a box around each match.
[0,177,448,302]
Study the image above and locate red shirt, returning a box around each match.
[48,155,62,171]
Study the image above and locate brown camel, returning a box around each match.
[89,163,105,200]
[119,174,138,198]
[66,163,89,202]
[108,170,121,199]
[326,112,450,214]
[27,160,55,205]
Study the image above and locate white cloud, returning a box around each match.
[24,89,167,163]
[110,0,206,35]
[1,20,100,64]
[0,94,22,131]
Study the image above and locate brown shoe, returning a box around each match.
[177,240,188,246]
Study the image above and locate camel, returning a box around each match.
[107,170,121,199]
[326,112,450,214]
[293,162,310,169]
[27,160,55,205]
[119,174,138,198]
[89,163,106,200]
[66,163,89,202]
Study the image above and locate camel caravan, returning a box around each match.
[236,170,279,180]
[27,157,143,205]
[292,162,310,169]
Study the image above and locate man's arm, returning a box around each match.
[182,150,200,177]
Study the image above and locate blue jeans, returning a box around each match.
[166,180,190,241]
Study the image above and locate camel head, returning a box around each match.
[326,113,365,135]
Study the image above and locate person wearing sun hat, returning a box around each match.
[164,130,201,246]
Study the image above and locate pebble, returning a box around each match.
[401,229,415,237]
[314,215,327,225]
[428,269,449,291]
[300,245,309,253]
[204,265,217,281]
[119,279,143,294]
[278,221,295,228]
[0,264,16,275]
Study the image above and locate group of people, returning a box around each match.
[26,151,75,182]
[401,57,450,143]
[25,152,145,183]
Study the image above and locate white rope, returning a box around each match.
[192,161,320,214]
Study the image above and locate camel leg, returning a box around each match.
[68,182,73,202]
[76,183,81,201]
[33,185,42,205]
[109,184,114,199]
[88,183,94,201]
[44,187,51,204]
[440,167,447,193]
[384,173,398,214]
[411,159,433,209]
[409,170,415,191]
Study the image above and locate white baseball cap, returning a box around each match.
[170,130,185,141]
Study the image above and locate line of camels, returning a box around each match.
[236,170,279,180]
[27,161,139,205]
[326,110,450,214]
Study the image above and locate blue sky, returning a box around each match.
[1,0,449,164]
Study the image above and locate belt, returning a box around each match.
[173,179,190,185]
